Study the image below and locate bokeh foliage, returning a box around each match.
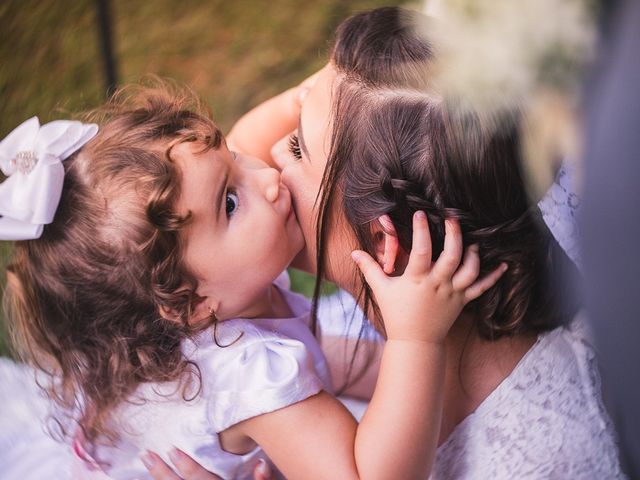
[0,0,404,356]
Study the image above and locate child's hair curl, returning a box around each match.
[3,78,222,444]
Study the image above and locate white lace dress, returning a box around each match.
[538,161,582,268]
[431,317,625,479]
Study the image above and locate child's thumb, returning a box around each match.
[351,250,385,290]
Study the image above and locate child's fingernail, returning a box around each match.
[257,458,271,476]
[351,251,362,262]
[140,451,155,469]
[415,210,426,220]
[168,447,185,464]
[501,262,509,272]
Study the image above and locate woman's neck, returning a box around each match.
[439,313,538,445]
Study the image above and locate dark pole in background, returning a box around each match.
[96,0,118,95]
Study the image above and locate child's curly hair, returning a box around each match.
[3,79,222,444]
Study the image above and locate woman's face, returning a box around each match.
[272,64,359,294]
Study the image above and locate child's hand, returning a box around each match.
[351,211,507,344]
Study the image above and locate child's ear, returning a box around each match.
[193,297,219,322]
[373,215,400,275]
[158,297,219,324]
[158,305,180,322]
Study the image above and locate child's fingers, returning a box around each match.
[351,250,387,291]
[141,451,183,480]
[452,244,480,290]
[405,211,433,277]
[432,219,463,280]
[464,263,508,302]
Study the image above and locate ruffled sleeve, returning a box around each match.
[195,321,326,432]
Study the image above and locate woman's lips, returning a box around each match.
[280,186,294,222]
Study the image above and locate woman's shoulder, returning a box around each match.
[518,313,602,406]
[433,314,626,479]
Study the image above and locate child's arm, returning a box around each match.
[225,212,506,479]
[225,67,324,166]
[144,213,506,479]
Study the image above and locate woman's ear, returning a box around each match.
[373,215,400,275]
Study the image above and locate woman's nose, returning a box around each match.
[271,134,294,171]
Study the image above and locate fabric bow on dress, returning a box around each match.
[0,116,98,240]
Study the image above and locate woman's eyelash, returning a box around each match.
[288,134,302,160]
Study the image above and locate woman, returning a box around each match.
[149,6,624,479]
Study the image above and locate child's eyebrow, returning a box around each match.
[214,166,230,222]
[297,116,311,161]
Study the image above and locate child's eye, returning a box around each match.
[288,134,302,161]
[225,190,239,217]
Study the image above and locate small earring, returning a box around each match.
[207,306,218,322]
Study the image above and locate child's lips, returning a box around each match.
[287,205,297,224]
[279,184,300,226]
[286,198,297,223]
[280,186,294,221]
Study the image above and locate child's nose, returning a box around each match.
[259,167,281,203]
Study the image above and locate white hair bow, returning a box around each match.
[0,116,98,240]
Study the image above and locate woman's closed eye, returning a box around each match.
[225,189,239,217]
[288,134,302,161]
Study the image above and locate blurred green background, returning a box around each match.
[0,0,407,356]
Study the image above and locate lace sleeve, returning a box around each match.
[538,160,582,269]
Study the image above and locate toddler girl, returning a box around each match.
[1,81,502,479]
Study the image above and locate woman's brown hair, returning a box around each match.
[313,7,579,339]
[3,80,221,445]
